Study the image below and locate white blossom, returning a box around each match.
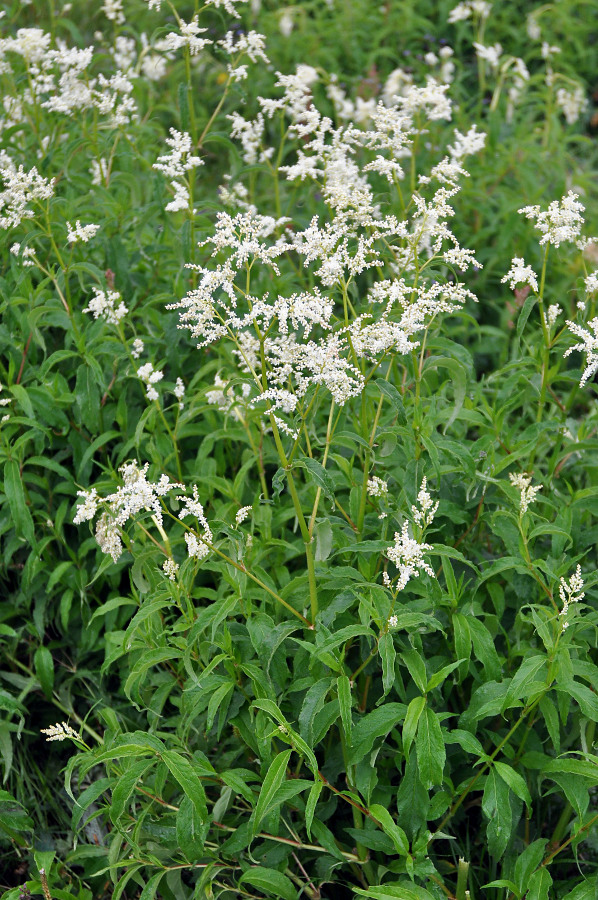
[83,288,128,325]
[0,153,55,229]
[74,461,183,562]
[66,220,100,243]
[565,317,598,386]
[235,505,253,524]
[518,191,585,248]
[163,559,179,580]
[367,476,388,497]
[473,42,502,69]
[137,362,164,401]
[502,257,539,293]
[386,521,435,592]
[156,17,211,56]
[509,472,541,514]
[585,272,598,294]
[73,488,99,524]
[102,0,125,24]
[41,722,81,742]
[556,85,587,125]
[558,565,584,628]
[411,477,438,527]
[547,303,561,326]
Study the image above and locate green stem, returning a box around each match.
[269,414,319,624]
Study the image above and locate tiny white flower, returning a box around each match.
[163,559,179,580]
[509,472,541,514]
[235,505,252,525]
[41,722,80,742]
[502,257,538,293]
[547,303,562,326]
[367,476,388,497]
[66,220,100,243]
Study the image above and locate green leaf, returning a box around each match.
[313,518,333,561]
[516,292,537,338]
[337,675,352,744]
[296,457,335,502]
[4,460,34,544]
[401,649,427,694]
[138,871,166,900]
[416,707,445,789]
[514,839,548,894]
[379,633,396,697]
[238,867,298,900]
[539,695,560,753]
[557,680,598,721]
[375,379,407,425]
[526,867,552,900]
[354,884,437,900]
[426,659,464,692]
[482,768,512,859]
[304,780,323,840]
[402,696,426,759]
[252,750,291,837]
[369,804,409,855]
[34,647,54,700]
[161,750,208,822]
[560,876,598,900]
[347,703,407,766]
[75,364,100,433]
[206,681,235,733]
[494,761,531,807]
[110,760,155,824]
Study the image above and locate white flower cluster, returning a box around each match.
[163,559,179,581]
[73,461,183,562]
[173,73,483,435]
[509,472,541,515]
[137,362,164,402]
[40,722,81,742]
[473,42,502,69]
[367,476,388,498]
[565,318,598,386]
[556,85,587,125]
[411,477,439,528]
[518,191,585,248]
[153,129,204,212]
[67,220,100,243]
[0,152,55,229]
[547,303,561,326]
[10,242,36,266]
[0,382,12,426]
[156,16,211,56]
[179,485,212,560]
[386,522,435,592]
[219,30,269,80]
[385,479,437,591]
[502,257,538,293]
[448,0,492,23]
[235,505,253,524]
[83,288,128,325]
[558,565,584,628]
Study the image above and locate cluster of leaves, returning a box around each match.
[1,1,598,899]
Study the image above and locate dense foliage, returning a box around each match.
[1,1,598,898]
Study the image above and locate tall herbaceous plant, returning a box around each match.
[1,0,598,897]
